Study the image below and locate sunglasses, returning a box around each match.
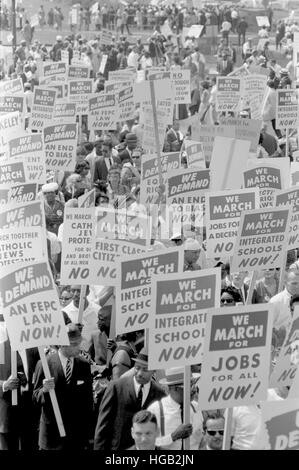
[206,430,224,436]
[221,298,234,304]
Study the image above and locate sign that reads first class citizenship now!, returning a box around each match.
[231,207,291,272]
[116,249,183,335]
[148,269,221,370]
[0,261,69,351]
[199,305,273,410]
[276,89,299,130]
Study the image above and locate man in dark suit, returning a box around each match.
[93,348,166,450]
[93,140,121,183]
[33,324,93,450]
[216,53,234,76]
[118,133,137,164]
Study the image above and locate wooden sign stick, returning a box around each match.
[11,350,18,406]
[184,366,191,450]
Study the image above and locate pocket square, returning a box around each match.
[77,380,84,385]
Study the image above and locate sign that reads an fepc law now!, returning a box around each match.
[88,93,117,131]
[199,305,273,410]
[148,269,221,369]
[216,77,242,112]
[116,249,183,334]
[206,188,259,259]
[68,79,93,115]
[231,207,291,272]
[276,89,299,130]
[43,123,77,171]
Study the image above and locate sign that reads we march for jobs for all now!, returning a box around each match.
[116,249,183,335]
[276,89,299,130]
[231,207,291,272]
[0,261,69,351]
[199,305,273,410]
[205,188,259,260]
[260,399,299,450]
[148,269,221,370]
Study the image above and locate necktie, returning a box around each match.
[238,288,244,304]
[65,358,72,384]
[137,384,143,408]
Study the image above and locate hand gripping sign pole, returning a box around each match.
[38,346,66,437]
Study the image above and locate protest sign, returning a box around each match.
[88,93,117,131]
[0,95,26,122]
[205,189,259,259]
[191,124,234,163]
[109,69,136,83]
[28,87,57,131]
[53,101,77,123]
[0,111,23,156]
[88,208,150,286]
[61,50,69,63]
[116,249,183,334]
[291,161,299,185]
[43,82,68,101]
[43,123,77,171]
[242,74,267,120]
[30,14,39,27]
[134,78,173,104]
[68,65,90,79]
[140,105,169,154]
[68,79,93,115]
[101,29,113,45]
[0,226,45,268]
[0,183,37,206]
[0,158,44,187]
[219,118,262,153]
[199,304,273,410]
[104,79,133,94]
[42,62,67,83]
[148,269,221,369]
[243,159,290,208]
[276,188,299,249]
[256,16,270,27]
[147,70,171,81]
[231,207,291,272]
[140,152,180,205]
[60,207,95,286]
[171,70,191,104]
[77,188,96,208]
[270,306,299,389]
[178,114,199,136]
[99,54,108,74]
[8,133,46,185]
[210,137,251,190]
[276,89,299,130]
[260,399,299,450]
[0,260,69,351]
[228,65,250,77]
[188,24,204,38]
[180,140,205,168]
[116,86,135,122]
[216,77,242,112]
[141,97,174,126]
[0,78,24,95]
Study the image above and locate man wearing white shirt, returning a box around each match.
[127,45,139,68]
[147,367,203,450]
[258,25,269,38]
[62,285,99,352]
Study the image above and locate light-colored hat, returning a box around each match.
[159,367,184,386]
[184,238,201,251]
[132,347,148,366]
[42,182,58,193]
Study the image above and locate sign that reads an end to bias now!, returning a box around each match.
[198,304,273,410]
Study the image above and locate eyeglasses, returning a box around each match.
[60,296,72,301]
[206,430,224,436]
[221,298,234,304]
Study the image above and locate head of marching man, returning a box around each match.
[285,268,299,296]
[159,367,185,405]
[132,347,155,385]
[60,323,82,358]
[70,285,90,309]
[203,412,225,450]
[131,411,159,450]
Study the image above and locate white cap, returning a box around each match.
[184,238,201,251]
[42,182,58,193]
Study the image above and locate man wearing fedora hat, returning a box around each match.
[147,367,203,450]
[94,347,166,450]
[33,324,93,450]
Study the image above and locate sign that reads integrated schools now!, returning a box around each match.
[116,249,183,334]
[29,87,57,131]
[148,269,221,369]
[260,399,299,450]
[8,133,46,186]
[276,188,299,250]
[231,207,291,272]
[216,77,242,112]
[60,207,94,285]
[199,305,273,410]
[206,189,259,259]
[43,123,77,171]
[0,183,37,206]
[276,89,299,130]
[0,261,69,351]
[140,152,181,205]
[68,79,93,115]
[88,93,117,131]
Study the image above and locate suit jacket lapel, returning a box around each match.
[127,377,137,404]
